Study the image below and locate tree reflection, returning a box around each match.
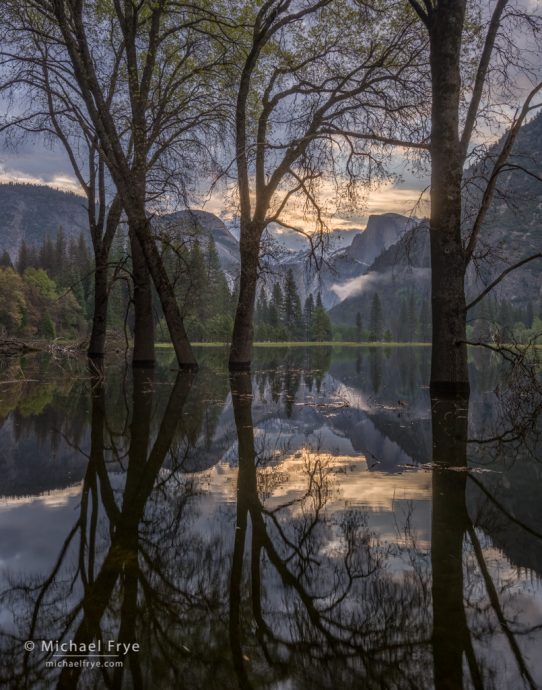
[430,392,540,690]
[0,367,197,689]
[0,350,540,689]
[227,373,542,689]
[228,372,433,690]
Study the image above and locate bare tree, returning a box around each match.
[224,0,430,368]
[3,0,225,368]
[406,0,542,392]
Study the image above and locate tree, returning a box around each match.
[406,291,418,342]
[269,283,284,330]
[2,1,223,368]
[398,299,409,342]
[312,293,332,342]
[283,269,302,340]
[206,236,231,318]
[369,293,383,342]
[304,294,315,341]
[0,250,12,269]
[355,312,363,343]
[406,0,542,391]
[16,241,32,274]
[0,268,26,333]
[227,0,428,367]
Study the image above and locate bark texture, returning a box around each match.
[87,255,109,360]
[129,228,155,366]
[428,0,469,394]
[229,222,263,369]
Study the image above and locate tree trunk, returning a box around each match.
[129,228,155,367]
[87,253,109,360]
[128,212,197,370]
[428,1,470,395]
[430,392,471,689]
[229,222,262,369]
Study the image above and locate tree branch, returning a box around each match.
[466,253,542,312]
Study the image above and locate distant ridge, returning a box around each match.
[0,182,88,258]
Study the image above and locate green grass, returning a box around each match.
[155,341,433,348]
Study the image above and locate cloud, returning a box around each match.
[0,138,85,194]
[331,267,431,302]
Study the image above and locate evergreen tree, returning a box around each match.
[269,282,284,328]
[187,239,207,336]
[0,251,12,268]
[312,293,332,342]
[54,226,67,277]
[205,236,230,316]
[304,294,315,341]
[355,311,363,342]
[283,269,302,339]
[17,241,31,274]
[368,293,383,342]
[407,291,418,341]
[39,234,55,274]
[397,299,408,342]
[256,287,269,324]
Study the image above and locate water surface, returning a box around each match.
[0,346,541,689]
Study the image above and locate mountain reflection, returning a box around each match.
[0,347,540,689]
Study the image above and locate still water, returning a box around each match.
[0,346,541,689]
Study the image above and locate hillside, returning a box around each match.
[0,183,89,257]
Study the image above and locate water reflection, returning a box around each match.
[0,346,540,689]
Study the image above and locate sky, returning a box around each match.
[1,0,541,233]
[0,131,430,232]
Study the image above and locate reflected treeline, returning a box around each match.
[0,347,541,688]
[229,371,433,689]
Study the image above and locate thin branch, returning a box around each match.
[466,253,542,311]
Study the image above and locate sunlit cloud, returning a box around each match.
[201,178,429,233]
[0,167,85,196]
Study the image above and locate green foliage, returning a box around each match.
[1,229,89,339]
[254,278,330,343]
[0,268,26,333]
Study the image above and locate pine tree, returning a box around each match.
[188,239,207,329]
[304,294,315,341]
[0,251,12,269]
[205,236,230,316]
[397,299,408,342]
[269,282,284,328]
[312,293,332,342]
[54,226,67,277]
[256,287,269,324]
[17,241,31,274]
[407,291,418,341]
[368,293,383,342]
[39,234,55,275]
[355,311,363,342]
[283,269,302,339]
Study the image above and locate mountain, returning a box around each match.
[346,213,416,267]
[157,210,240,274]
[264,212,416,310]
[329,112,542,327]
[0,183,89,258]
